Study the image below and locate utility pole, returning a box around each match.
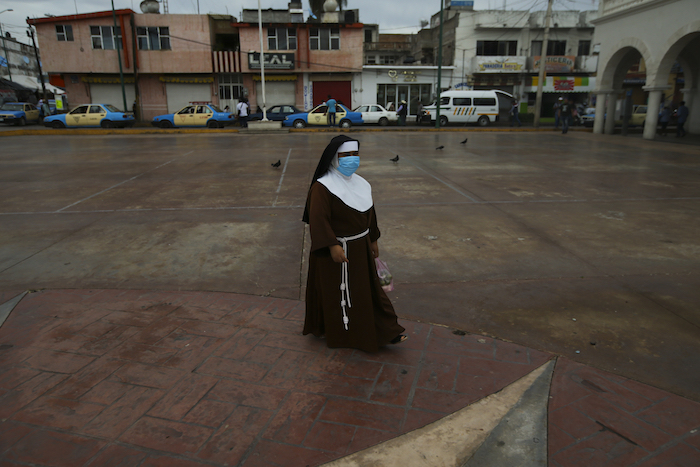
[257,0,268,121]
[26,28,47,100]
[435,0,444,129]
[111,0,128,112]
[533,0,553,128]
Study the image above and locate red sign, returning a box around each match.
[554,78,575,91]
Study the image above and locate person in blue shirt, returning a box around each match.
[325,95,337,127]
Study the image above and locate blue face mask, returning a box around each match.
[337,156,360,176]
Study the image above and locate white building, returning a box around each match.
[427,2,598,116]
[592,0,699,138]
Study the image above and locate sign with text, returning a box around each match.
[475,56,526,73]
[533,56,575,73]
[248,52,295,70]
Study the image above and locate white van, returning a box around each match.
[424,90,513,126]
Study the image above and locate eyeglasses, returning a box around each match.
[338,151,359,157]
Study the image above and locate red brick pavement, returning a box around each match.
[0,289,698,466]
[549,358,700,466]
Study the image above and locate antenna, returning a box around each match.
[162,0,169,14]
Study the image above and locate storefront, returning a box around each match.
[358,66,455,115]
[524,76,597,116]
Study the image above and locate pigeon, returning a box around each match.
[390,155,399,163]
[460,137,468,144]
[271,160,281,168]
[436,145,444,150]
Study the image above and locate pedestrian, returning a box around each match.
[397,100,407,126]
[302,135,407,352]
[553,97,563,129]
[510,100,522,127]
[676,101,688,137]
[658,106,671,136]
[416,101,424,124]
[560,98,572,134]
[223,105,230,113]
[37,98,45,122]
[325,95,337,127]
[236,98,249,128]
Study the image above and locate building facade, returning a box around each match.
[236,3,363,112]
[591,0,699,138]
[423,3,599,116]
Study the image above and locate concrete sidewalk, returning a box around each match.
[1,289,698,466]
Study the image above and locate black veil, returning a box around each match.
[302,135,360,224]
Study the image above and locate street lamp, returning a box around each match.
[0,9,14,81]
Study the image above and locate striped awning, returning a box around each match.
[212,51,241,73]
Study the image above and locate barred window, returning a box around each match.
[578,40,591,56]
[56,25,74,42]
[310,28,340,50]
[90,26,122,50]
[137,27,171,50]
[267,28,296,50]
[476,40,517,56]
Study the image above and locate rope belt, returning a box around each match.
[336,228,370,330]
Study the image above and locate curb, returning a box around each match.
[0,127,594,137]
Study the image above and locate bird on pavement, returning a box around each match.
[271,160,281,168]
[390,155,399,163]
[436,145,444,150]
[460,137,468,144]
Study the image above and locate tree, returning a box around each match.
[309,0,348,19]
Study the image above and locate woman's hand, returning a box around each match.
[370,241,379,258]
[330,245,348,263]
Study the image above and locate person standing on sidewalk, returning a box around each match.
[560,98,572,134]
[510,100,522,127]
[236,98,249,128]
[302,135,407,352]
[676,101,689,137]
[397,100,407,126]
[658,106,671,136]
[325,95,337,127]
[553,97,563,129]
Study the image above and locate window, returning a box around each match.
[476,40,517,56]
[267,28,296,50]
[453,98,471,106]
[56,25,74,41]
[578,40,591,56]
[366,56,376,65]
[310,28,340,50]
[71,105,89,114]
[90,26,122,50]
[474,98,496,106]
[531,40,566,56]
[89,105,104,114]
[137,27,171,50]
[440,97,450,106]
[364,29,373,43]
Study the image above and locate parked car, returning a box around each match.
[581,108,596,127]
[353,104,398,126]
[616,105,647,126]
[249,104,303,122]
[43,104,135,128]
[152,103,234,128]
[0,102,41,126]
[283,103,363,128]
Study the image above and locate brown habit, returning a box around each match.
[304,182,404,352]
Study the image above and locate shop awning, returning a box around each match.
[525,76,596,93]
[7,75,66,94]
[252,74,297,81]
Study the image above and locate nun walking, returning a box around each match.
[303,135,407,352]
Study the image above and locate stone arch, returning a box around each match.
[650,21,700,89]
[597,37,653,91]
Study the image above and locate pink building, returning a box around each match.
[26,2,364,120]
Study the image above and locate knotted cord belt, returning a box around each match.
[336,228,370,330]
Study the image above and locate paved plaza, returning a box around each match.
[1,130,699,465]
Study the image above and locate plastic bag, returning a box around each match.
[375,258,394,292]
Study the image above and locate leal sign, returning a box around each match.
[248,53,295,70]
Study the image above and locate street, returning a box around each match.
[1,130,699,401]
